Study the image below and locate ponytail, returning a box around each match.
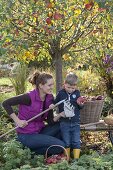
[28,70,53,88]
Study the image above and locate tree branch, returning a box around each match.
[71,45,95,53]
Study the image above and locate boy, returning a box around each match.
[50,72,85,160]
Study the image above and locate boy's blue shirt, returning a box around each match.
[54,89,83,123]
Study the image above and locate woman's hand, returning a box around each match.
[49,104,55,109]
[10,113,28,128]
[16,119,28,128]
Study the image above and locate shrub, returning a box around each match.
[10,63,28,95]
[76,70,105,96]
[1,139,45,170]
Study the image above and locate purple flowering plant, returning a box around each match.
[102,54,113,73]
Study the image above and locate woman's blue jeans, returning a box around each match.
[17,122,65,155]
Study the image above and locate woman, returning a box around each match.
[2,71,65,155]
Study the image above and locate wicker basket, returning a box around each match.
[80,100,104,124]
[45,145,69,164]
[104,109,113,125]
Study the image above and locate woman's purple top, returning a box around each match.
[2,89,54,134]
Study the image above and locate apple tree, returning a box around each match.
[0,0,112,92]
[73,1,113,99]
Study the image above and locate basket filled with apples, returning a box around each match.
[45,145,69,165]
[104,109,113,125]
[80,95,104,124]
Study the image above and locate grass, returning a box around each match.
[0,77,32,103]
[0,69,102,103]
[0,77,12,86]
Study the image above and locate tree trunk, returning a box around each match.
[54,51,62,94]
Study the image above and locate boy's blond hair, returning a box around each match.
[65,72,78,85]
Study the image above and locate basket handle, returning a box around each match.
[45,145,69,161]
[108,108,113,116]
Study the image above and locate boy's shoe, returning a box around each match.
[73,149,80,159]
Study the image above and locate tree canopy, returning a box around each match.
[0,0,113,92]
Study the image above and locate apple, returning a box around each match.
[18,20,24,25]
[46,17,52,25]
[46,2,54,8]
[85,2,94,10]
[56,155,62,160]
[46,158,53,164]
[91,97,96,101]
[31,29,37,33]
[96,95,103,100]
[98,8,106,12]
[51,159,57,164]
[77,96,87,104]
[54,12,62,20]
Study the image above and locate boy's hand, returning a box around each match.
[49,104,55,109]
[77,96,86,105]
[59,112,66,118]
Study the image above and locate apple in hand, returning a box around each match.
[77,96,87,105]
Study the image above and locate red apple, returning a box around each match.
[98,8,106,12]
[77,96,87,104]
[46,158,53,164]
[85,2,94,10]
[54,12,62,20]
[18,20,24,25]
[91,97,96,101]
[56,155,62,160]
[46,2,53,8]
[96,95,103,100]
[46,17,52,25]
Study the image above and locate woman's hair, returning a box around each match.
[28,71,53,87]
[65,72,78,85]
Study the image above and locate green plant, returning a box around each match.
[0,139,46,170]
[76,70,104,96]
[10,63,28,95]
[102,97,113,117]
